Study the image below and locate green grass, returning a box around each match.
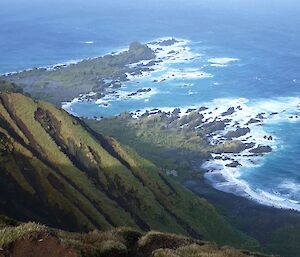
[85,112,246,181]
[263,223,300,257]
[153,244,262,257]
[0,222,47,247]
[0,93,258,250]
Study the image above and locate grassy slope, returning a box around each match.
[85,112,245,182]
[0,93,257,249]
[86,113,300,257]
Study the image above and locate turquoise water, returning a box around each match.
[240,121,300,207]
[1,0,300,209]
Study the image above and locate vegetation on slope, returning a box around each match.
[86,111,300,257]
[0,220,275,257]
[0,92,256,248]
[85,111,246,181]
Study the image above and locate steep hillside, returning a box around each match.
[0,92,256,248]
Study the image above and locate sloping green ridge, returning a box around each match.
[0,93,256,248]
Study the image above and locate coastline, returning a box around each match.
[2,37,201,106]
[123,96,300,211]
[3,35,300,213]
[61,37,204,113]
[0,43,131,77]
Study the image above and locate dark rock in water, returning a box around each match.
[226,161,242,168]
[158,38,179,46]
[141,110,150,117]
[221,107,235,116]
[144,60,157,67]
[172,108,181,116]
[186,108,197,113]
[168,50,176,54]
[199,107,209,112]
[256,113,265,119]
[246,118,261,125]
[137,88,151,93]
[214,156,222,160]
[225,127,250,139]
[264,135,273,141]
[128,88,151,97]
[202,120,227,133]
[237,106,243,110]
[244,142,256,149]
[249,145,272,154]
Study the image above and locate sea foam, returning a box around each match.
[208,57,240,67]
[131,96,300,211]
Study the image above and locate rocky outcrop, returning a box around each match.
[226,161,242,168]
[225,127,250,139]
[221,107,235,116]
[249,145,272,154]
[246,118,261,125]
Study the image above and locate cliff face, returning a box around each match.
[0,92,255,247]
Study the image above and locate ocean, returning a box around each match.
[1,0,300,210]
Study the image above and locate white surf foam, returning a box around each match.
[208,57,240,67]
[93,87,158,106]
[158,68,212,81]
[130,96,300,211]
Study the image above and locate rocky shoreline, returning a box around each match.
[0,40,155,105]
[61,37,205,114]
[1,38,198,107]
[124,96,300,210]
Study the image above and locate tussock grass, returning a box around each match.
[153,243,272,257]
[0,222,47,247]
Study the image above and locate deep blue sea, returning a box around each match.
[1,0,300,210]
